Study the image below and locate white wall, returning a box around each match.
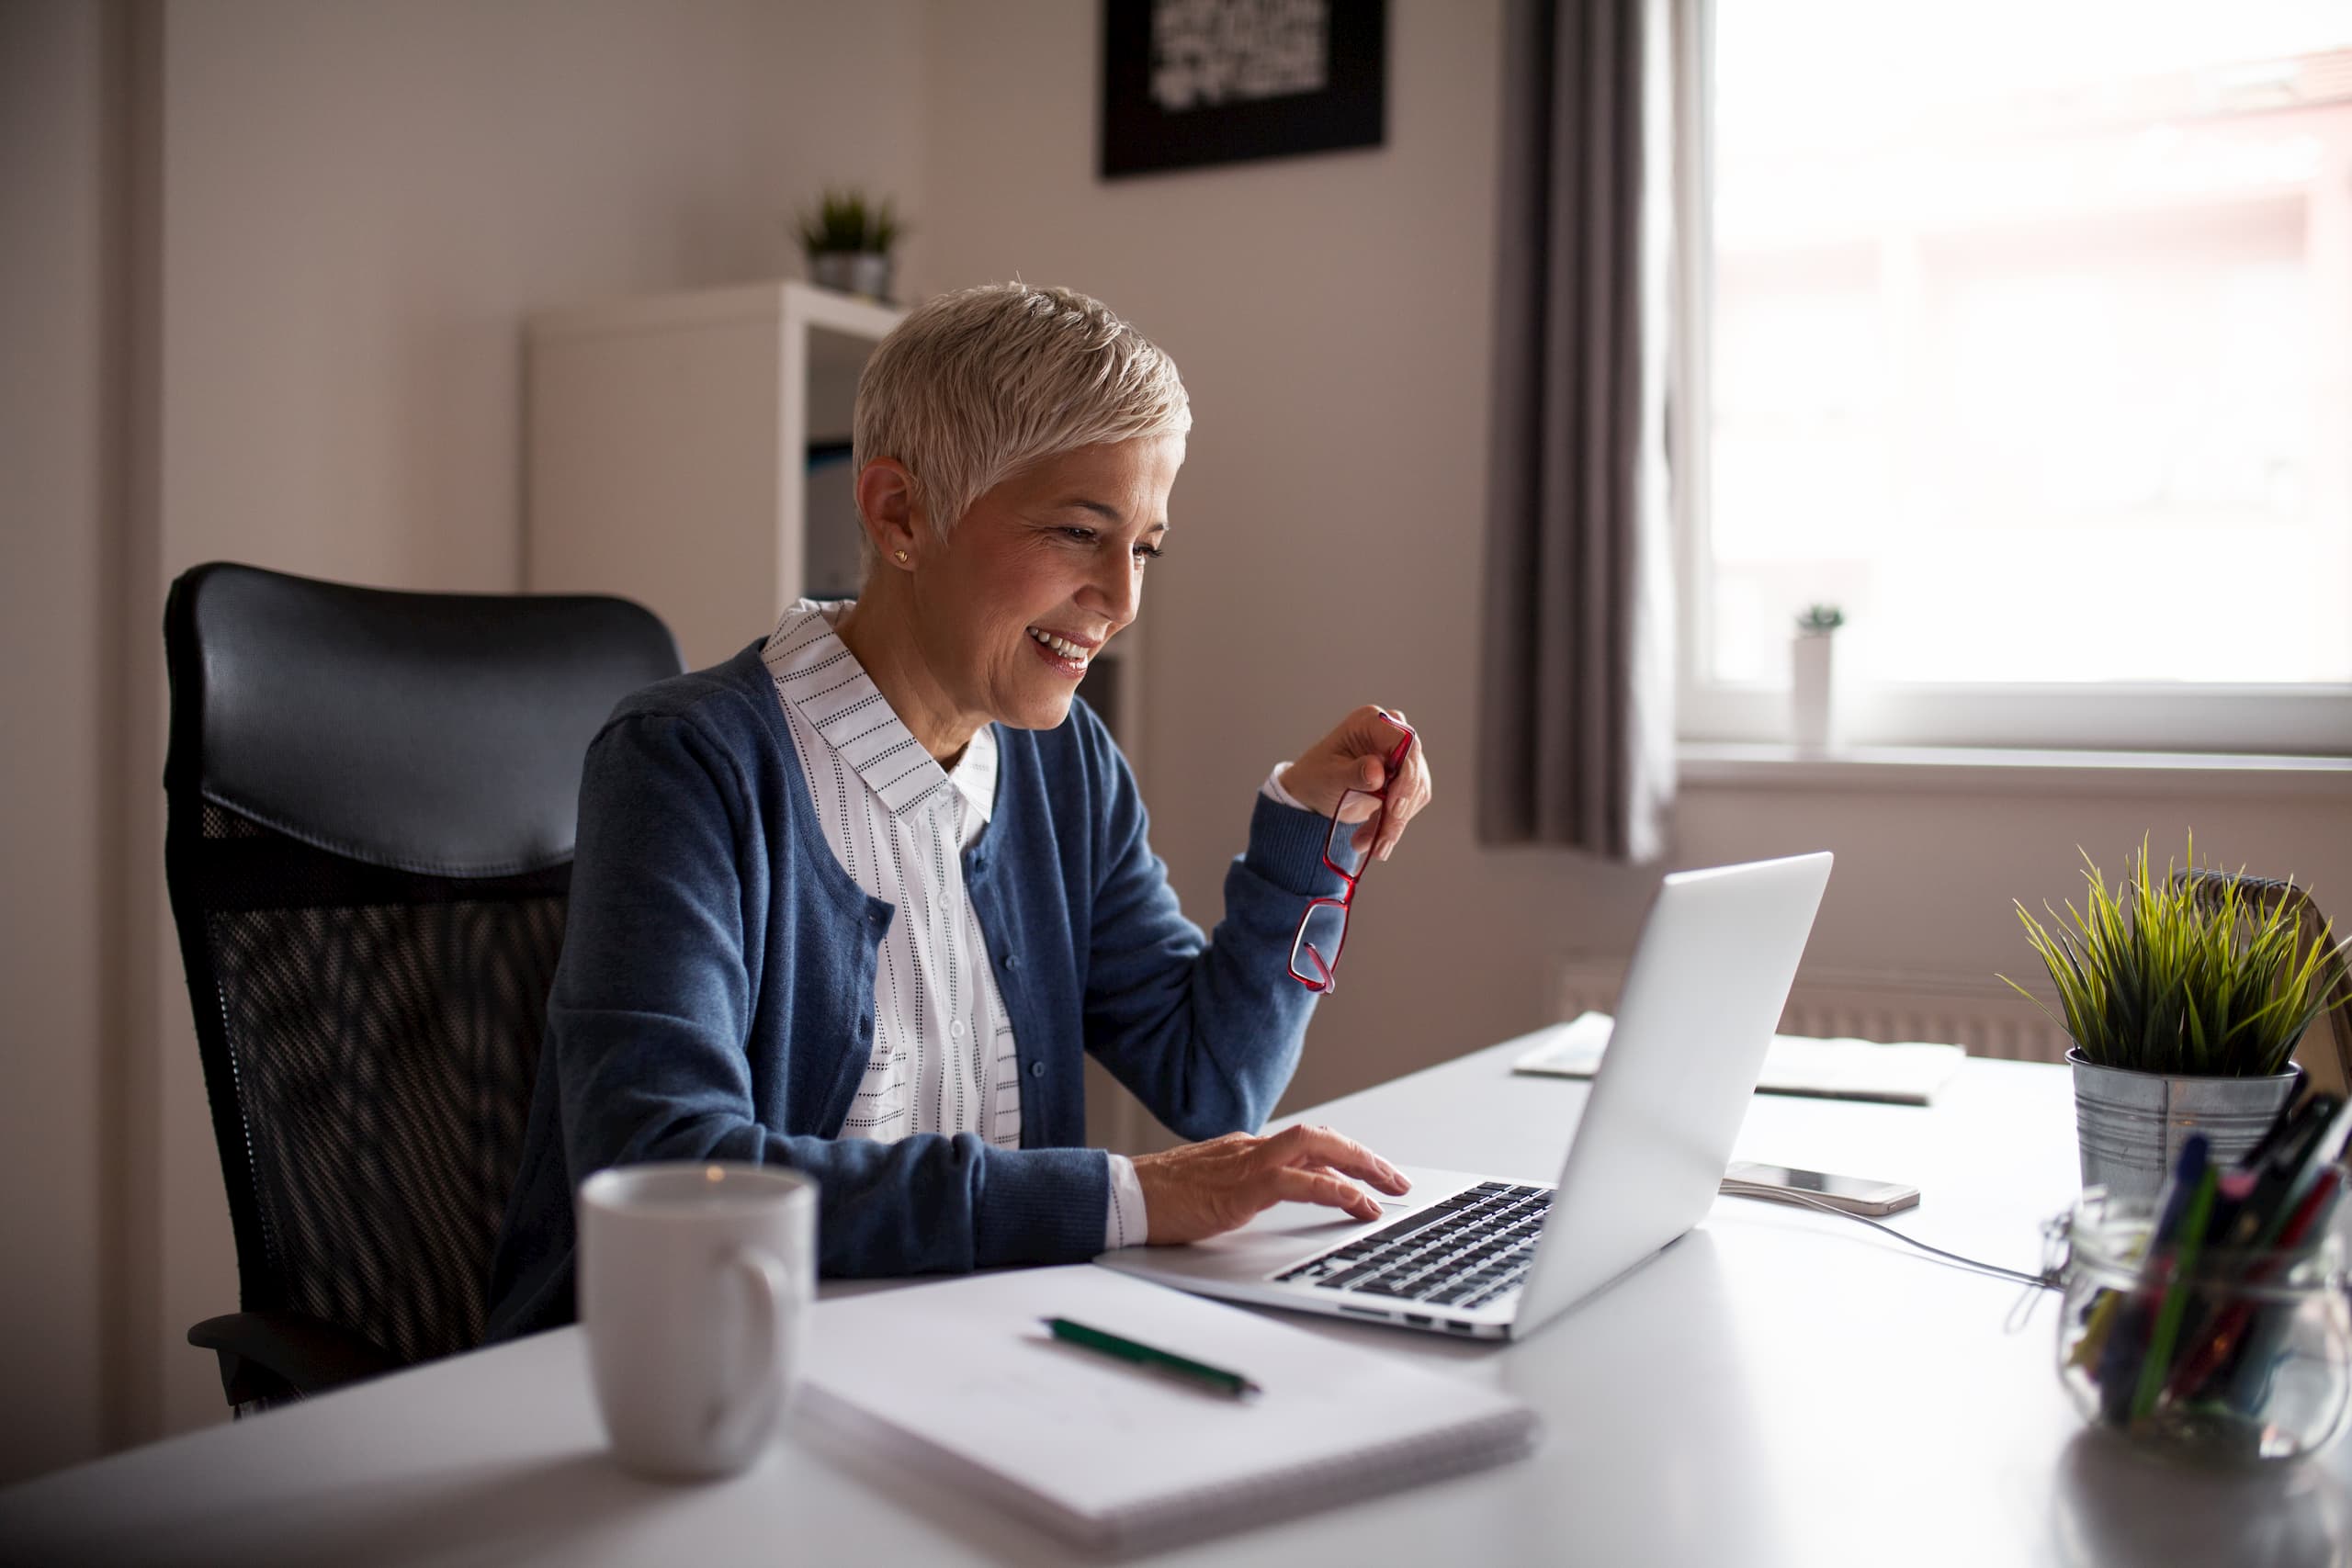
[0,0,117,1486]
[4,0,927,1477]
[920,0,2352,1131]
[158,0,925,593]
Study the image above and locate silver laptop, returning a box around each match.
[1097,852,1833,1341]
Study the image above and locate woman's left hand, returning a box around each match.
[1280,705,1433,863]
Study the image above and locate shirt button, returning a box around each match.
[1028,1061,1046,1079]
[952,1020,966,1038]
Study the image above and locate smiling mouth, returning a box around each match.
[1024,626,1097,677]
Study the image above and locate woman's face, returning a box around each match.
[910,434,1182,734]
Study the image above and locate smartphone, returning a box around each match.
[1721,1161,1920,1216]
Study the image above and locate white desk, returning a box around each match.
[6,1041,2348,1568]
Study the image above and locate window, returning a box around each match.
[1678,1,2352,752]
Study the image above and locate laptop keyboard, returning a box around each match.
[1272,1181,1553,1311]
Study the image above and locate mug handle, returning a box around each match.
[704,1246,790,1457]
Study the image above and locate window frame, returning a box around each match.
[1668,0,2352,760]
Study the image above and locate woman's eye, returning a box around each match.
[1052,525,1159,560]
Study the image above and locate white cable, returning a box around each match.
[1718,1184,2058,1291]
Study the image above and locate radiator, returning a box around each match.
[1555,959,2075,1065]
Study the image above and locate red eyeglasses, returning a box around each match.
[1287,713,1416,993]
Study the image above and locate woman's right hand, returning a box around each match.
[1131,1124,1411,1244]
[1278,705,1432,863]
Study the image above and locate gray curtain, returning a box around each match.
[1477,0,1677,861]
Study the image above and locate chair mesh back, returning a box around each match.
[183,801,567,1365]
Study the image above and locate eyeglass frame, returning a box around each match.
[1287,713,1417,993]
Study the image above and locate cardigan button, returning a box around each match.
[1002,953,1020,971]
[1028,1061,1046,1079]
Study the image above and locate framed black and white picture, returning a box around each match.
[1101,0,1386,180]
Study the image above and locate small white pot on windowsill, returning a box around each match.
[1790,605,1843,752]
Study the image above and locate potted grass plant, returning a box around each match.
[2004,836,2348,1201]
[797,188,903,303]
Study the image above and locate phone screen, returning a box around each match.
[1732,1163,1871,1199]
[1723,1161,1917,1207]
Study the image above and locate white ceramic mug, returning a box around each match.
[578,1161,816,1480]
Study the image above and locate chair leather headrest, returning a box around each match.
[164,562,682,876]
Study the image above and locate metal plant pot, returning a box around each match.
[809,251,894,303]
[2068,1048,2301,1201]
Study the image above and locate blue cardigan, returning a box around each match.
[485,639,1340,1339]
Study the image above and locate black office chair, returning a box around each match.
[163,562,681,1411]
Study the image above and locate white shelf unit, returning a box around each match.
[525,279,902,671]
[524,278,1144,773]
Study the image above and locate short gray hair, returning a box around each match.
[852,282,1191,545]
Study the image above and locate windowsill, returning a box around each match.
[1677,741,2352,798]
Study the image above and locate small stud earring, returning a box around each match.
[894,549,910,565]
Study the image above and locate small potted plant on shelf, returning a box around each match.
[2003,836,2349,1201]
[1791,604,1842,750]
[797,188,903,304]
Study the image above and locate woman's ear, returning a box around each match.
[855,457,924,570]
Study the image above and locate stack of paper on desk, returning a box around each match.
[799,1264,1538,1555]
[1512,1010,1967,1106]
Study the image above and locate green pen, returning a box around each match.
[1042,1317,1263,1400]
[2130,1164,2219,1424]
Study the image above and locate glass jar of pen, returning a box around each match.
[2051,1142,2351,1465]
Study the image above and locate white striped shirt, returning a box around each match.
[762,602,1148,1250]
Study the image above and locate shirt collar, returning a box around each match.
[763,600,995,821]
[945,719,999,824]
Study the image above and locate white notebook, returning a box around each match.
[1512,1010,1967,1106]
[799,1264,1539,1554]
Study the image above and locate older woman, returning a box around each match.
[487,283,1431,1337]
